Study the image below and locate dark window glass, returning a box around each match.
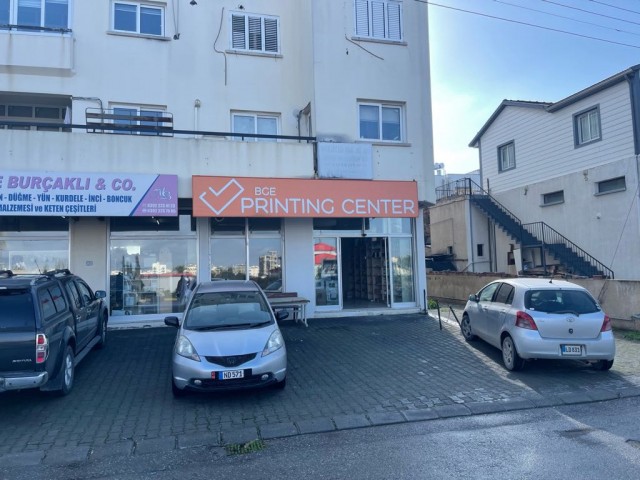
[494,284,514,305]
[0,289,35,329]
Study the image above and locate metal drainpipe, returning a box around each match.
[194,99,201,139]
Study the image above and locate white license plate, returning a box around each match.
[561,345,582,356]
[219,370,244,380]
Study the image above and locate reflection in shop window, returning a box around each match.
[0,239,68,273]
[209,218,282,292]
[110,215,196,317]
[391,237,414,303]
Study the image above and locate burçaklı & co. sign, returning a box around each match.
[0,171,178,216]
[192,176,418,218]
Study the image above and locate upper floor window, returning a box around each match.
[354,0,402,41]
[498,141,515,172]
[596,176,625,195]
[359,102,403,142]
[111,105,167,136]
[0,96,69,131]
[574,106,601,147]
[232,112,278,141]
[0,0,69,31]
[230,11,279,54]
[112,1,163,36]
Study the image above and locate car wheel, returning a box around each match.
[172,378,187,397]
[501,335,524,371]
[59,345,75,395]
[275,377,287,390]
[594,359,614,371]
[460,314,476,341]
[96,315,107,349]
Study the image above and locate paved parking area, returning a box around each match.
[1,311,639,468]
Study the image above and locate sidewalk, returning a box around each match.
[1,311,639,469]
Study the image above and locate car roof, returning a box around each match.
[195,280,261,294]
[497,277,585,290]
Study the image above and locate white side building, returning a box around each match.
[0,0,435,322]
[430,66,639,280]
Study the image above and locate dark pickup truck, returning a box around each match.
[0,269,108,395]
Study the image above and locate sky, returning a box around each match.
[427,0,640,173]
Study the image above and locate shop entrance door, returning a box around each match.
[341,237,390,309]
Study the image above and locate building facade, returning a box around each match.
[0,0,435,323]
[430,66,640,280]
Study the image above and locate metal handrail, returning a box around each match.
[436,177,614,279]
[523,222,614,279]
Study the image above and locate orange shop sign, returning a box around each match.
[192,176,418,218]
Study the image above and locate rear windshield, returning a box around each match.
[0,288,36,329]
[525,289,599,314]
[185,290,273,330]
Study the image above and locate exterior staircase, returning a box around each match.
[436,178,614,279]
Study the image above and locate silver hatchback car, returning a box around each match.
[461,278,615,371]
[165,280,288,396]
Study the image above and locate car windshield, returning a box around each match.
[524,289,599,314]
[184,290,273,330]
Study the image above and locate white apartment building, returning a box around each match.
[0,0,435,323]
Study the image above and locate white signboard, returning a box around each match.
[317,142,373,179]
[0,171,178,216]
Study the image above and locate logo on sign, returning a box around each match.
[198,178,244,215]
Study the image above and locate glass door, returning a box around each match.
[313,237,340,309]
[389,237,415,306]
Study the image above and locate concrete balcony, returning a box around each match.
[0,128,316,197]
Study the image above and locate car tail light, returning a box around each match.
[35,334,49,364]
[600,315,612,332]
[515,311,538,330]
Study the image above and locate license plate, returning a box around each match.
[219,370,244,380]
[561,345,582,356]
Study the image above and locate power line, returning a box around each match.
[417,0,640,49]
[492,0,640,38]
[587,0,640,16]
[541,0,640,26]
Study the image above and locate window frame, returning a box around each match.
[354,0,403,42]
[1,0,71,32]
[110,104,167,136]
[112,1,164,37]
[497,141,515,172]
[229,11,280,55]
[358,101,404,143]
[231,111,280,141]
[573,105,602,148]
[595,176,626,196]
[542,190,564,206]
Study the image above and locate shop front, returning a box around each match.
[1,171,424,322]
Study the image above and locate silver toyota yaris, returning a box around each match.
[461,278,615,372]
[165,280,288,396]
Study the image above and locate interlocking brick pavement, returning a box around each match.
[1,312,638,468]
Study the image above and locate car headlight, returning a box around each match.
[175,335,200,362]
[262,330,284,357]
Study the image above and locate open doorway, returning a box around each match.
[341,237,389,309]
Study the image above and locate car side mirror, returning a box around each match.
[468,294,479,302]
[95,290,107,299]
[164,316,180,328]
[275,310,289,321]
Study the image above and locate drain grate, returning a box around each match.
[225,439,266,456]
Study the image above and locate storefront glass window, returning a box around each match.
[390,237,415,303]
[314,237,338,306]
[210,218,282,290]
[0,217,69,274]
[0,238,68,273]
[110,215,196,316]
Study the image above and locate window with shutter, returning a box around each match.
[230,11,280,54]
[354,0,403,41]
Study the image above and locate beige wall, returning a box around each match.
[427,272,640,331]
